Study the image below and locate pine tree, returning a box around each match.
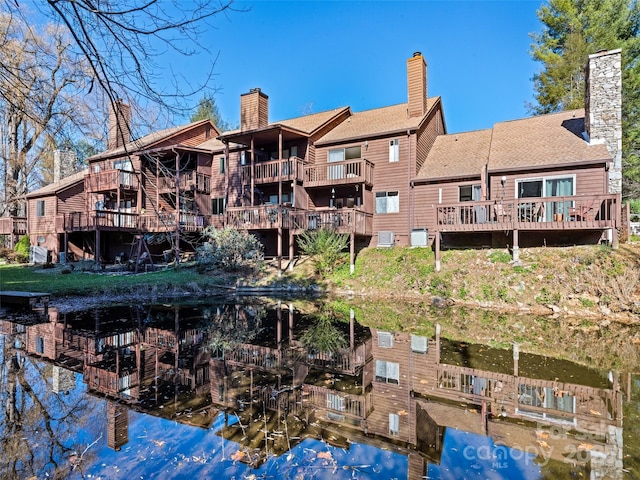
[530,0,640,198]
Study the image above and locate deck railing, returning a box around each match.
[436,194,620,232]
[0,216,27,235]
[242,156,305,184]
[435,364,622,426]
[304,159,374,188]
[226,206,373,235]
[158,171,211,194]
[302,384,372,420]
[55,211,207,232]
[86,169,139,192]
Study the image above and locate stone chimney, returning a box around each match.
[108,99,131,150]
[240,88,269,131]
[584,49,622,194]
[53,149,77,183]
[407,52,428,118]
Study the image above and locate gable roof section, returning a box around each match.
[88,119,219,161]
[217,107,350,146]
[315,98,440,146]
[488,109,610,172]
[415,129,492,181]
[26,169,88,199]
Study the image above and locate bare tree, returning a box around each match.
[40,0,237,140]
[0,9,93,216]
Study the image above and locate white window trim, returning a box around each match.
[389,139,400,163]
[514,174,576,198]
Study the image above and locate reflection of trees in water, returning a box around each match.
[202,303,266,355]
[0,338,97,478]
[299,307,348,355]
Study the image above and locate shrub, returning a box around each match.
[297,228,348,276]
[14,234,30,258]
[197,226,263,272]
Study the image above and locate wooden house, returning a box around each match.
[18,49,622,269]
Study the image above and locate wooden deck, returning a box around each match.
[0,217,27,235]
[242,156,305,185]
[85,169,139,193]
[55,211,208,233]
[226,206,373,236]
[436,194,620,233]
[304,159,374,188]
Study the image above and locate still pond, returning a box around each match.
[0,298,638,479]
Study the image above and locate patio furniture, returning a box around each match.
[570,198,599,221]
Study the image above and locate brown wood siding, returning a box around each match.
[366,330,413,442]
[57,182,86,214]
[368,135,415,246]
[416,104,445,174]
[488,164,607,201]
[413,178,482,240]
[224,150,244,208]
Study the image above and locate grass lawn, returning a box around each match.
[0,262,232,297]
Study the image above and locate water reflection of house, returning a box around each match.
[368,327,624,478]
[0,302,628,477]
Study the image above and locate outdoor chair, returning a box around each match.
[569,198,599,222]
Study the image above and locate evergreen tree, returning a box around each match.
[530,0,640,198]
[190,93,229,131]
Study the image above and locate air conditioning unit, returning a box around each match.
[377,231,394,247]
[411,228,428,247]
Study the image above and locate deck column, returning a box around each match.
[277,223,282,277]
[289,229,294,271]
[350,232,355,274]
[435,231,441,271]
[512,229,519,262]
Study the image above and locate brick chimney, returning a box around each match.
[407,52,428,118]
[584,49,622,194]
[240,88,269,131]
[108,99,131,150]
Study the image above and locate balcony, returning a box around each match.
[0,216,27,235]
[86,169,139,193]
[242,156,305,185]
[55,211,207,233]
[226,206,373,235]
[158,171,211,194]
[435,194,620,233]
[304,159,374,188]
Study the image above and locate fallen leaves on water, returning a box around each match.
[317,451,333,460]
[231,450,246,462]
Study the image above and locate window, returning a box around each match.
[212,197,225,215]
[36,200,45,217]
[516,176,574,199]
[459,184,481,202]
[411,334,428,353]
[378,331,394,348]
[516,175,575,221]
[36,336,44,354]
[328,146,361,163]
[113,159,133,172]
[389,413,400,435]
[389,139,399,162]
[219,156,225,174]
[375,192,399,214]
[375,360,400,384]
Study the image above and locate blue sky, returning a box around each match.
[183,0,544,134]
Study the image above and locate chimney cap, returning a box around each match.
[412,51,422,57]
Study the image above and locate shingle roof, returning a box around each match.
[26,169,88,198]
[416,129,492,180]
[316,98,440,145]
[488,109,610,171]
[88,119,215,161]
[277,107,350,134]
[218,107,350,140]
